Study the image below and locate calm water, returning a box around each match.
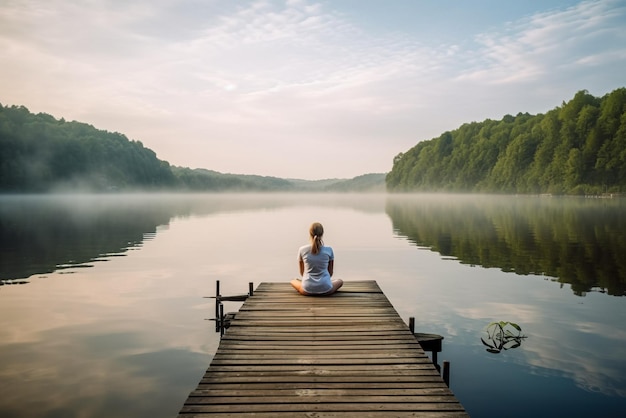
[0,193,624,418]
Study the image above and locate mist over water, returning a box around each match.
[0,193,624,417]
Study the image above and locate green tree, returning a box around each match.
[386,88,626,194]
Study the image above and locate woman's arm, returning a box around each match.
[328,259,334,276]
[299,258,305,276]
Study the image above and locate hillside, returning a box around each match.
[0,103,381,192]
[324,173,386,192]
[0,104,176,192]
[386,88,626,195]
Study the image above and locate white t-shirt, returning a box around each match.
[298,244,334,294]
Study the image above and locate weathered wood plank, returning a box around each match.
[200,375,446,384]
[195,382,452,390]
[189,388,454,397]
[204,364,439,372]
[215,343,422,350]
[185,395,462,405]
[200,372,443,380]
[180,402,466,413]
[212,353,429,360]
[221,333,413,340]
[224,326,412,333]
[179,413,469,418]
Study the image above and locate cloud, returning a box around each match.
[457,0,626,85]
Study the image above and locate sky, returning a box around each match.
[1,0,625,180]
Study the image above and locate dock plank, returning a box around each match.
[178,281,469,417]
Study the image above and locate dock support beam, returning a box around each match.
[409,316,447,380]
[219,303,225,336]
[209,281,255,335]
[443,361,450,386]
[215,280,221,332]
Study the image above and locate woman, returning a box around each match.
[291,222,343,296]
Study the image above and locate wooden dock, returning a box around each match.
[178,280,469,417]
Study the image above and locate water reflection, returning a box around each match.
[0,194,624,417]
[0,193,387,282]
[0,313,211,417]
[0,195,169,282]
[385,195,626,296]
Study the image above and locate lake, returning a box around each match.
[0,193,624,418]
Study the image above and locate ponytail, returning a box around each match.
[309,223,324,255]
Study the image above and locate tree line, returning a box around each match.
[0,104,384,192]
[386,88,626,194]
[0,104,177,192]
[6,87,624,194]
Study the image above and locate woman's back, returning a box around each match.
[299,244,334,281]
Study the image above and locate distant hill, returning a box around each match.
[387,88,626,195]
[0,103,383,193]
[323,173,386,192]
[171,167,297,191]
[171,168,386,192]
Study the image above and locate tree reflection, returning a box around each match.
[386,195,626,296]
[0,194,390,283]
[0,195,171,282]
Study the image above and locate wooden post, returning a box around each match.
[249,282,254,297]
[443,361,450,386]
[219,303,225,337]
[215,280,221,332]
[408,317,415,334]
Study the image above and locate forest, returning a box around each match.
[0,105,176,192]
[386,88,626,194]
[2,88,625,194]
[0,104,383,192]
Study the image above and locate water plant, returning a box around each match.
[481,321,527,354]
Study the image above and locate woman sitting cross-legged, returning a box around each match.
[290,222,343,296]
